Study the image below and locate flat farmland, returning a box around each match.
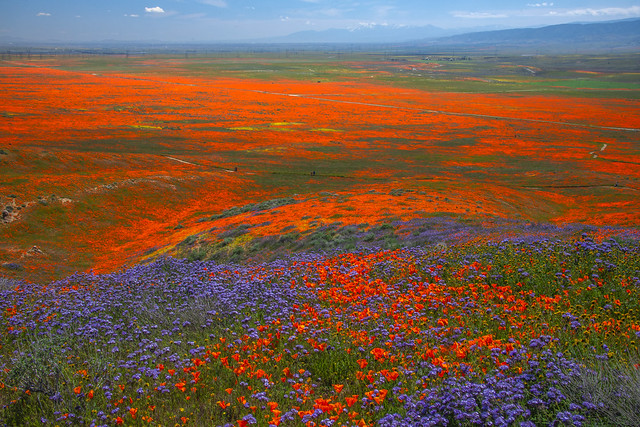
[1,53,639,282]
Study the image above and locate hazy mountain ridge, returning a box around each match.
[423,18,640,50]
[266,18,640,51]
[262,24,465,44]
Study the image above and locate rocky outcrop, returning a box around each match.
[1,197,20,224]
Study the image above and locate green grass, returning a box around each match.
[526,79,640,90]
[44,52,640,97]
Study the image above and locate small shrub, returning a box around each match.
[219,223,251,239]
[363,233,376,242]
[376,223,394,231]
[278,232,300,244]
[0,276,18,291]
[2,263,23,271]
[558,358,640,426]
[181,235,198,246]
[4,333,74,401]
[187,247,207,261]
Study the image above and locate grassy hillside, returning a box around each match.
[2,233,639,425]
[1,52,639,282]
[1,51,639,426]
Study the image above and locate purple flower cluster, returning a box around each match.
[379,343,595,427]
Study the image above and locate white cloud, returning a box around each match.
[125,14,140,18]
[452,11,509,19]
[37,12,51,16]
[548,6,640,17]
[527,2,554,7]
[199,0,227,7]
[145,6,165,13]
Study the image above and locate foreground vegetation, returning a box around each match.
[2,229,639,425]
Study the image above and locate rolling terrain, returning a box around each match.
[1,51,640,426]
[1,52,639,282]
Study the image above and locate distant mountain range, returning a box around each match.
[421,18,640,51]
[2,18,638,52]
[267,18,640,52]
[263,24,469,44]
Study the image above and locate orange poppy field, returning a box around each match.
[1,53,638,282]
[1,52,640,426]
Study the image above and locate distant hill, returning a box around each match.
[263,18,640,52]
[419,18,640,52]
[263,24,469,44]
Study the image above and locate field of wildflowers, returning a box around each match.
[2,230,639,426]
[2,53,639,282]
[1,51,639,425]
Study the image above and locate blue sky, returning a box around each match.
[3,1,640,42]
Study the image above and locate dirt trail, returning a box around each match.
[165,156,198,166]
